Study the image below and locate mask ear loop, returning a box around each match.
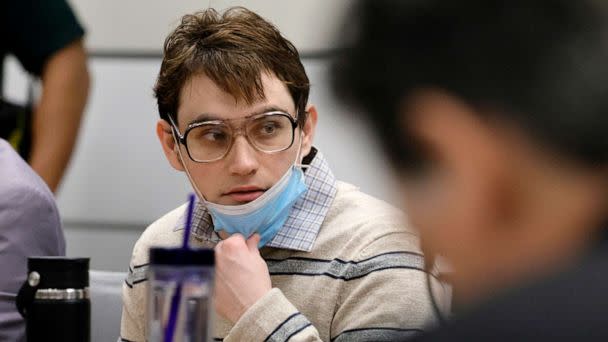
[293,130,310,171]
[169,122,226,241]
[167,115,208,203]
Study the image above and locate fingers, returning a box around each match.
[229,233,246,244]
[214,233,260,256]
[215,233,249,254]
[246,234,261,252]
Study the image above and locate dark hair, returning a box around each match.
[332,0,608,167]
[155,7,309,126]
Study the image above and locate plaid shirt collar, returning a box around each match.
[174,147,337,252]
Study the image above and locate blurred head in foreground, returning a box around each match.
[333,0,608,306]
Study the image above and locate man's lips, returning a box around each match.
[224,186,266,203]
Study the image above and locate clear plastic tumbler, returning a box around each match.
[147,247,215,342]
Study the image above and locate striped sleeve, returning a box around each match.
[119,205,186,342]
[329,231,447,341]
[120,236,151,342]
[120,262,148,342]
[224,288,321,342]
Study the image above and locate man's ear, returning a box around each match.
[300,104,318,158]
[156,119,185,171]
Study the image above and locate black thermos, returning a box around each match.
[16,257,90,342]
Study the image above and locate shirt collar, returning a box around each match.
[174,147,337,252]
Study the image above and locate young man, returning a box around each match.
[0,138,65,341]
[333,0,608,339]
[120,7,447,342]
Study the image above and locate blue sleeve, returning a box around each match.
[0,140,65,341]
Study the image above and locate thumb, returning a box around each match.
[246,234,261,252]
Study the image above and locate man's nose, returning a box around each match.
[227,135,259,176]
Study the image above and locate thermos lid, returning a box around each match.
[27,257,89,289]
[149,247,215,266]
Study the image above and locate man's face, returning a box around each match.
[394,92,574,303]
[158,72,315,205]
[395,91,500,304]
[393,90,598,305]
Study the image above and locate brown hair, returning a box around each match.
[154,7,310,127]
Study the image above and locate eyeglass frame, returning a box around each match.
[167,110,301,163]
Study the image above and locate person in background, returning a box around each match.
[0,139,65,341]
[0,0,90,193]
[120,7,448,342]
[333,0,608,340]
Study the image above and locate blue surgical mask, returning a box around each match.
[204,164,307,247]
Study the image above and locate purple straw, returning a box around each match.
[164,193,196,342]
[182,193,196,249]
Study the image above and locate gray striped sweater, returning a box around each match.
[120,181,449,341]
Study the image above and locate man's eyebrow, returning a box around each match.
[187,106,292,125]
[187,113,222,125]
[248,105,291,116]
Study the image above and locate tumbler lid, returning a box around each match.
[27,257,89,289]
[149,247,214,266]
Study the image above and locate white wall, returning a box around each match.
[69,0,351,53]
[3,1,396,271]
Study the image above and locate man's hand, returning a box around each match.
[214,234,272,324]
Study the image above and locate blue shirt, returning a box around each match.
[0,139,65,341]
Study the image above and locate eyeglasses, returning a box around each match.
[169,111,299,163]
